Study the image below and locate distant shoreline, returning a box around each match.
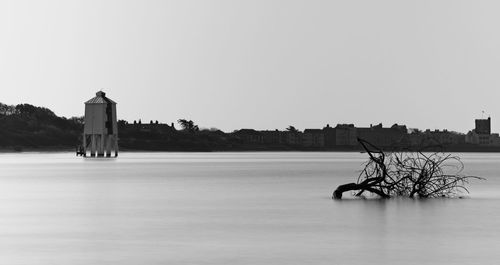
[2,102,499,155]
[3,146,500,153]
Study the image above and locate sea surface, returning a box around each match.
[0,152,498,265]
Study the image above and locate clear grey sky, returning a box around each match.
[1,0,499,133]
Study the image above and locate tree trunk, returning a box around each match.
[333,182,390,199]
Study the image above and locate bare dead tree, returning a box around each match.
[333,138,483,199]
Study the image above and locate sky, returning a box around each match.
[1,0,500,133]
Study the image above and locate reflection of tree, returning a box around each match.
[333,138,483,199]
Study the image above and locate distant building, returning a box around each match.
[234,129,263,144]
[475,117,491,134]
[334,124,358,146]
[303,129,325,147]
[421,130,465,146]
[323,125,336,147]
[137,122,175,133]
[261,130,284,145]
[478,133,491,146]
[283,131,302,146]
[466,117,493,145]
[357,123,407,147]
[466,130,492,146]
[490,133,500,146]
[323,124,357,147]
[216,117,500,150]
[465,130,479,145]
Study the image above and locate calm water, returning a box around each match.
[0,152,498,265]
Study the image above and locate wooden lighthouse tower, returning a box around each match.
[82,91,118,157]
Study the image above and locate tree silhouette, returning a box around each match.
[177,119,199,133]
[333,138,483,199]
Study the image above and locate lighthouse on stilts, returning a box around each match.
[80,91,118,157]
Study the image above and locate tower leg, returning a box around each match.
[114,135,119,157]
[98,134,104,157]
[106,136,111,157]
[82,133,87,157]
[90,135,96,157]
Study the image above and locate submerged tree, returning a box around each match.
[333,138,483,199]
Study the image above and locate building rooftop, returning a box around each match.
[304,129,323,133]
[85,91,117,104]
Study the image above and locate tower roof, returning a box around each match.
[85,91,116,104]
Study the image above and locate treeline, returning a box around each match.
[0,103,252,151]
[0,103,83,150]
[1,102,496,152]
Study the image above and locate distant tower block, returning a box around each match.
[83,91,118,157]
